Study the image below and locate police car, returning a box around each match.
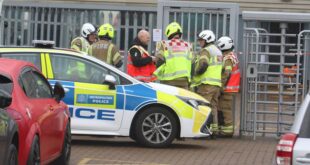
[0,41,212,147]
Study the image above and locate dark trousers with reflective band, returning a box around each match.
[160,79,189,90]
[218,92,234,126]
[197,84,221,125]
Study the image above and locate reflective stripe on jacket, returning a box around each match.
[153,39,192,82]
[192,44,223,87]
[127,45,157,82]
[71,37,90,53]
[88,40,121,66]
[224,52,240,93]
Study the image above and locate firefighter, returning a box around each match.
[127,29,157,82]
[216,36,240,137]
[154,22,193,89]
[192,30,223,135]
[71,23,97,53]
[88,23,123,68]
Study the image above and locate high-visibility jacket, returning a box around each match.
[71,37,90,53]
[224,52,240,93]
[153,39,192,81]
[192,44,223,87]
[127,45,157,82]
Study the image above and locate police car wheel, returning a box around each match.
[135,107,177,148]
[130,131,136,141]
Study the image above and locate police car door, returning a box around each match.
[46,53,125,132]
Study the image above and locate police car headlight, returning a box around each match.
[188,99,199,109]
[177,96,210,110]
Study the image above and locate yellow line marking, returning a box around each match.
[77,158,169,165]
[78,158,93,165]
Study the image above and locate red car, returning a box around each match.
[0,58,71,165]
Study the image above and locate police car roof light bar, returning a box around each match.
[32,40,55,48]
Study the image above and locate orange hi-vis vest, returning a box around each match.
[224,52,240,93]
[127,45,157,82]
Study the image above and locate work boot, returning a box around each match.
[210,124,219,139]
[219,125,234,138]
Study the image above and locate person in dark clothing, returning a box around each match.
[127,30,157,82]
[129,30,157,66]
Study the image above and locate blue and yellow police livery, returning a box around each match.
[0,45,212,147]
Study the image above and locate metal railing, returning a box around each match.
[0,1,239,73]
[241,26,309,139]
[157,1,239,52]
[0,2,157,54]
[297,30,310,101]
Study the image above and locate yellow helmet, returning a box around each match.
[98,23,114,39]
[165,22,182,38]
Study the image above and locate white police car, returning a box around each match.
[0,42,212,147]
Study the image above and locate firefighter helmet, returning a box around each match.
[98,23,114,39]
[217,36,234,51]
[81,23,96,38]
[165,22,182,39]
[198,30,215,44]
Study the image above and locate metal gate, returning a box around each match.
[0,1,157,54]
[157,0,239,51]
[1,1,239,55]
[241,24,310,139]
[298,30,310,98]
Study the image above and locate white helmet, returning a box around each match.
[198,30,215,43]
[217,36,234,51]
[81,23,96,38]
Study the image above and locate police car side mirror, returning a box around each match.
[103,75,116,90]
[53,82,65,103]
[0,89,12,108]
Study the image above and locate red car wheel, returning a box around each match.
[27,135,40,165]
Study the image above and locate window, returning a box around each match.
[0,53,41,71]
[32,72,53,98]
[0,74,13,94]
[110,71,131,85]
[20,69,52,98]
[50,54,129,85]
[20,70,37,98]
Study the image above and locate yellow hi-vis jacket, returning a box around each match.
[153,39,192,81]
[192,44,223,87]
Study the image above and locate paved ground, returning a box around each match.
[70,136,278,165]
[69,94,279,165]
